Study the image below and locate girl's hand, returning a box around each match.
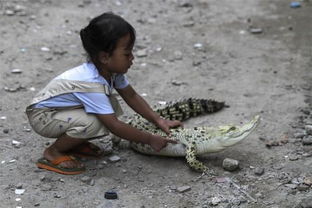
[149,135,177,152]
[155,118,183,135]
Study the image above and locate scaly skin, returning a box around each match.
[128,98,260,172]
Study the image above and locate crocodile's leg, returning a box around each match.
[185,142,208,172]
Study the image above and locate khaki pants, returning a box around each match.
[26,107,109,139]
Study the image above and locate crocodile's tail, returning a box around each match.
[155,98,225,121]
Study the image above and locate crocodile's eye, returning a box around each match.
[228,126,236,131]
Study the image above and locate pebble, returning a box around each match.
[192,60,201,66]
[171,80,186,86]
[298,197,312,208]
[12,140,21,148]
[40,47,50,52]
[285,184,297,189]
[254,167,265,176]
[3,129,9,134]
[193,43,203,49]
[16,183,23,189]
[108,155,121,162]
[11,69,23,74]
[215,177,229,183]
[222,158,239,171]
[136,49,148,57]
[304,177,312,186]
[290,2,301,8]
[249,28,263,34]
[104,191,118,199]
[4,10,15,16]
[41,184,52,191]
[294,131,307,138]
[305,125,312,135]
[210,197,221,206]
[173,50,183,60]
[289,154,300,161]
[81,176,92,184]
[53,193,61,198]
[297,184,310,191]
[15,189,25,195]
[176,185,191,193]
[302,136,312,145]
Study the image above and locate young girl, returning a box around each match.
[26,12,182,175]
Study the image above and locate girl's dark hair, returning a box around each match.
[80,12,136,62]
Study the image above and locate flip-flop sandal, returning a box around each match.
[36,155,85,175]
[68,141,105,159]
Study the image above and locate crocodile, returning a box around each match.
[128,98,260,173]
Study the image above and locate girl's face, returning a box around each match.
[105,33,134,74]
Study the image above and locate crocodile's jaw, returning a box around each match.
[197,115,260,154]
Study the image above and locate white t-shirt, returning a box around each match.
[35,63,129,114]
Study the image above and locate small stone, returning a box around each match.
[176,185,191,193]
[136,49,148,57]
[285,184,297,189]
[294,131,307,138]
[222,158,239,171]
[291,177,303,184]
[41,184,52,191]
[297,184,310,191]
[171,80,185,86]
[249,28,263,34]
[34,203,40,207]
[173,51,183,60]
[81,176,92,184]
[5,10,15,16]
[3,129,9,134]
[15,189,25,195]
[158,101,167,105]
[298,197,312,208]
[254,167,265,176]
[169,185,177,190]
[289,154,300,161]
[108,155,120,162]
[210,197,221,206]
[16,183,23,189]
[193,43,203,49]
[305,125,312,135]
[290,2,301,8]
[40,47,50,52]
[192,60,201,66]
[11,69,23,74]
[53,193,61,198]
[13,5,26,13]
[12,140,21,148]
[89,179,95,186]
[104,191,118,199]
[304,177,312,186]
[39,174,45,181]
[215,177,229,183]
[302,136,312,145]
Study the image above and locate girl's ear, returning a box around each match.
[98,51,110,64]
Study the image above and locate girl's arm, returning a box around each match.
[96,113,176,152]
[116,85,182,134]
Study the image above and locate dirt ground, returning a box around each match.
[0,0,311,207]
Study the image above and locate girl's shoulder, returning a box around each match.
[56,63,105,84]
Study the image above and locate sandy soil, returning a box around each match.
[0,0,311,207]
